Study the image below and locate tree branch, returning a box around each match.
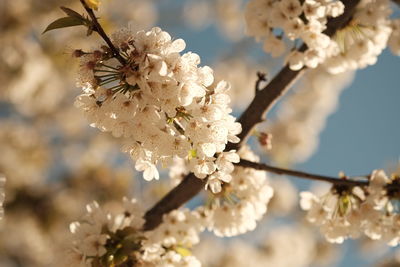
[236,159,369,187]
[143,0,361,231]
[237,159,400,192]
[143,173,203,230]
[79,0,126,65]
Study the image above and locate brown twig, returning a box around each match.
[236,159,369,187]
[79,0,126,65]
[228,0,360,150]
[237,159,400,192]
[143,0,361,231]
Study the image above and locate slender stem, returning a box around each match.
[79,0,126,65]
[99,78,118,85]
[94,69,118,74]
[99,76,118,82]
[100,63,120,70]
[236,159,369,187]
[122,50,130,59]
[142,0,361,231]
[237,159,400,192]
[108,84,124,91]
[173,119,185,135]
[97,73,120,78]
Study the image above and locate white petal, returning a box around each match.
[170,39,186,52]
[200,143,217,157]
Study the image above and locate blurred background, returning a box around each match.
[0,0,400,266]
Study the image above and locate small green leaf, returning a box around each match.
[60,6,85,20]
[42,17,85,34]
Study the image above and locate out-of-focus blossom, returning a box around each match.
[264,68,354,165]
[183,0,245,41]
[213,59,268,110]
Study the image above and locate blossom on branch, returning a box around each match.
[65,198,202,266]
[199,147,274,237]
[301,169,400,246]
[74,27,241,190]
[245,0,394,73]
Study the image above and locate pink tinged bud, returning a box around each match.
[93,50,103,59]
[258,132,272,149]
[86,61,97,70]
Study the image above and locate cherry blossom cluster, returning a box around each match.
[300,185,363,244]
[66,198,202,266]
[66,198,144,266]
[321,0,392,74]
[359,170,400,246]
[197,147,274,237]
[245,0,345,64]
[300,170,400,245]
[245,0,394,74]
[74,27,241,190]
[168,146,273,237]
[143,209,204,267]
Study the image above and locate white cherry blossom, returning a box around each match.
[75,27,241,186]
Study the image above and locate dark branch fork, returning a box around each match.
[142,0,361,231]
